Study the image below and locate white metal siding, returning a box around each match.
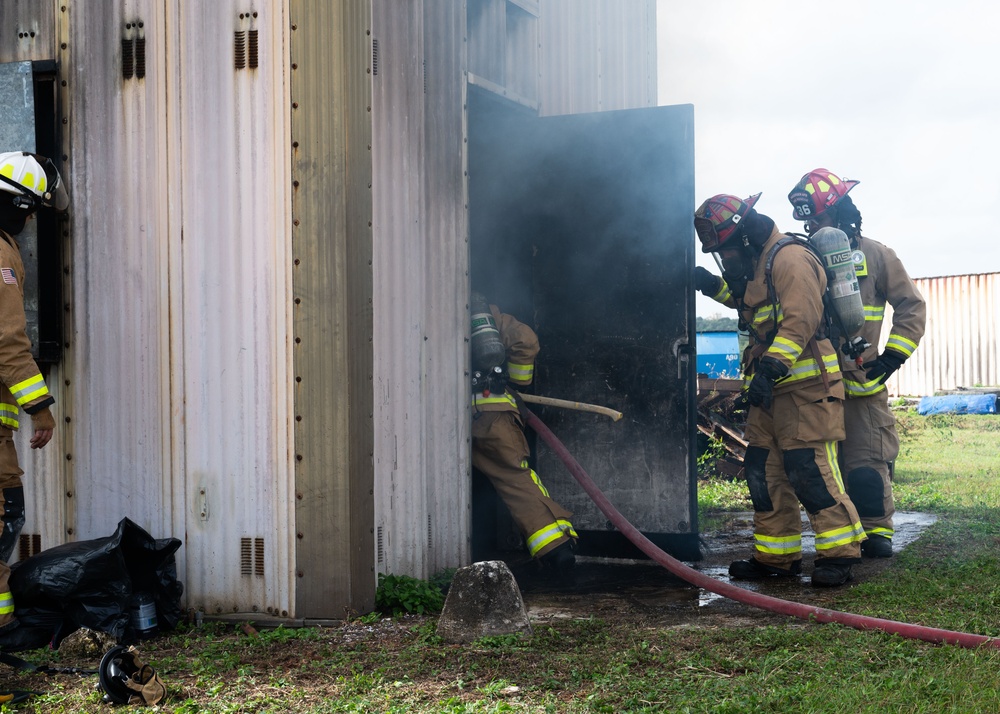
[372,0,430,578]
[371,0,472,580]
[538,0,657,116]
[886,273,1000,397]
[62,1,294,616]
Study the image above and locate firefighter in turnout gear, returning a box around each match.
[470,294,577,574]
[789,169,926,558]
[0,151,68,634]
[694,193,865,586]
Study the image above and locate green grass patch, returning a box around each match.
[5,413,1000,713]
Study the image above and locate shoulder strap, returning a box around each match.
[762,236,833,387]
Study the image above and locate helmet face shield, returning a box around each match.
[694,216,721,252]
[693,193,760,253]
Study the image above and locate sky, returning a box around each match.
[656,0,1000,316]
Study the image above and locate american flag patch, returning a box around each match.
[1,268,15,285]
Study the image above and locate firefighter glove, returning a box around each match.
[864,350,906,385]
[747,357,788,409]
[694,266,721,297]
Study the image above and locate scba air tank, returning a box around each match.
[808,227,865,337]
[470,292,506,372]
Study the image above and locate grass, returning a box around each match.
[4,413,1000,712]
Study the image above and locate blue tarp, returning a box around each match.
[917,394,998,415]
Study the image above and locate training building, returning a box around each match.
[0,0,699,620]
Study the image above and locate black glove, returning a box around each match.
[864,350,906,385]
[694,266,721,297]
[746,356,789,410]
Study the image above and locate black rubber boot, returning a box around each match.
[728,557,801,580]
[0,487,25,563]
[539,540,576,576]
[861,534,893,559]
[811,562,853,587]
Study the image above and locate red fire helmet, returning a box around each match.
[694,193,761,252]
[788,169,858,221]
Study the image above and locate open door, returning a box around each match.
[0,59,63,364]
[469,90,699,561]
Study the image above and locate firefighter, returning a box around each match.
[0,151,67,634]
[789,169,926,558]
[694,193,865,586]
[470,293,577,575]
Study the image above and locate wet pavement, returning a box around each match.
[514,511,938,628]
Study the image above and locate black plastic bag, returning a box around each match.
[0,518,183,652]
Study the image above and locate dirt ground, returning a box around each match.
[514,510,937,630]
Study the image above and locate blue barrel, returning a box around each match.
[696,331,740,379]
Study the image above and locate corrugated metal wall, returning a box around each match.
[886,273,1000,397]
[370,0,471,580]
[539,0,657,115]
[289,1,376,619]
[58,0,296,617]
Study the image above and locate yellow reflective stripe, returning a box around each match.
[864,305,884,321]
[867,527,894,538]
[826,441,845,493]
[713,282,731,303]
[0,590,13,615]
[844,377,887,398]
[0,403,17,429]
[752,304,781,326]
[523,462,551,498]
[779,353,842,383]
[10,374,49,406]
[885,335,917,357]
[507,361,533,383]
[815,520,866,550]
[526,520,578,556]
[754,533,802,555]
[768,335,803,362]
[472,393,517,408]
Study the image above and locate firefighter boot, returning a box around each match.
[0,487,26,563]
[729,558,801,580]
[811,562,853,587]
[861,534,893,559]
[539,540,576,577]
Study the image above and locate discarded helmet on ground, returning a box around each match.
[98,645,166,706]
[0,151,69,212]
[694,193,761,252]
[788,168,858,221]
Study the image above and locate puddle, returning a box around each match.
[519,511,938,625]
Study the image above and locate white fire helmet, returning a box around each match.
[0,151,69,211]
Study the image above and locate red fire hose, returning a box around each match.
[525,409,1000,650]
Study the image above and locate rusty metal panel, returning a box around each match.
[290,0,375,617]
[538,0,657,115]
[886,273,1000,397]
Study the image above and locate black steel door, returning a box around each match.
[469,90,699,560]
[0,60,62,364]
